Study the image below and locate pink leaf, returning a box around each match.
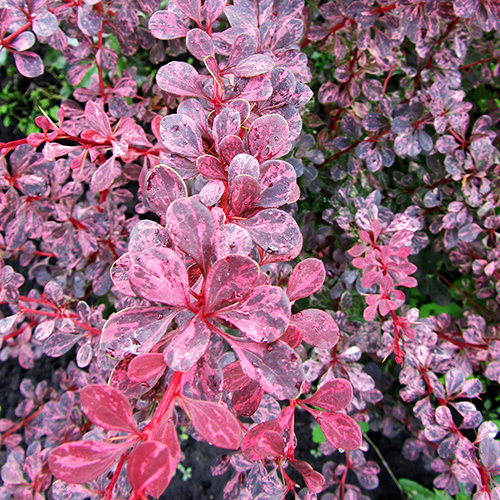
[80,384,139,434]
[290,460,325,494]
[257,160,298,208]
[204,0,226,27]
[287,258,325,302]
[248,114,290,162]
[312,410,362,451]
[197,155,227,180]
[216,285,290,343]
[129,247,189,306]
[110,254,135,297]
[236,209,301,256]
[49,441,129,484]
[160,114,204,158]
[186,28,214,61]
[182,396,242,449]
[232,54,274,77]
[13,51,43,78]
[290,309,339,349]
[101,306,180,358]
[166,198,215,275]
[148,9,190,39]
[91,156,121,193]
[231,175,261,216]
[204,254,260,312]
[144,164,187,218]
[213,108,241,148]
[173,0,201,24]
[128,440,179,497]
[228,338,304,400]
[302,379,353,412]
[157,62,205,98]
[219,135,245,164]
[214,223,253,259]
[128,353,167,383]
[242,427,285,461]
[163,314,211,371]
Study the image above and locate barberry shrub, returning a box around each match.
[0,0,499,499]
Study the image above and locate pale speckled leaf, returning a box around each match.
[129,246,189,305]
[157,62,205,98]
[166,198,214,275]
[232,54,274,77]
[216,285,290,343]
[199,179,225,206]
[228,153,259,185]
[173,0,201,24]
[197,155,227,180]
[101,306,179,358]
[257,160,297,208]
[160,114,204,158]
[213,108,241,148]
[236,209,301,255]
[310,409,362,450]
[148,9,190,40]
[13,51,43,78]
[219,135,245,165]
[231,175,261,216]
[291,308,340,348]
[186,28,214,61]
[205,0,226,26]
[205,254,260,312]
[214,223,253,259]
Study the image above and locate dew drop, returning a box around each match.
[338,448,345,454]
[266,344,273,352]
[157,313,164,320]
[290,353,297,362]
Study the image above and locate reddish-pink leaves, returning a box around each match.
[287,258,326,302]
[128,440,179,497]
[181,396,242,449]
[49,441,129,484]
[290,309,339,349]
[302,379,353,412]
[128,353,167,383]
[167,198,214,276]
[242,426,285,461]
[157,61,205,98]
[312,410,363,451]
[80,384,139,434]
[248,114,290,162]
[160,114,204,158]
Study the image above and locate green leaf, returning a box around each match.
[358,421,369,433]
[312,423,326,444]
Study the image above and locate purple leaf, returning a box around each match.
[204,0,226,27]
[110,254,135,297]
[144,164,187,217]
[231,175,261,216]
[216,285,290,343]
[228,153,260,183]
[182,396,242,449]
[214,223,253,259]
[248,114,290,162]
[43,333,83,357]
[160,114,204,158]
[163,314,211,371]
[157,62,205,98]
[236,209,301,255]
[287,258,325,302]
[127,440,179,497]
[213,108,241,149]
[479,438,499,470]
[458,223,483,243]
[33,10,58,36]
[10,32,35,51]
[101,306,179,358]
[148,8,190,40]
[228,338,304,400]
[232,54,274,77]
[13,51,43,78]
[219,135,245,164]
[166,198,215,275]
[49,441,129,484]
[197,155,226,180]
[91,156,121,193]
[77,5,102,36]
[204,254,259,312]
[80,385,139,434]
[291,309,339,349]
[129,246,189,306]
[173,0,201,24]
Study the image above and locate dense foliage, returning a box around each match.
[0,0,499,499]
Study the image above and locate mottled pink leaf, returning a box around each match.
[49,441,129,484]
[182,396,242,449]
[173,0,201,24]
[216,285,290,343]
[290,460,325,494]
[213,108,241,148]
[91,156,121,193]
[109,254,135,297]
[214,223,253,259]
[128,353,167,382]
[228,338,304,400]
[231,175,261,216]
[197,155,227,180]
[248,114,290,162]
[80,384,139,434]
[129,247,189,306]
[236,209,301,255]
[10,31,34,51]
[205,0,226,26]
[33,10,58,37]
[287,258,325,302]
[13,51,43,78]
[157,62,205,98]
[101,306,179,358]
[186,28,214,61]
[205,254,259,312]
[160,114,204,158]
[227,75,273,102]
[148,8,190,39]
[219,135,245,164]
[291,309,339,349]
[242,427,284,461]
[199,179,225,206]
[128,440,179,497]
[228,153,259,183]
[232,54,274,77]
[302,379,353,412]
[166,198,214,275]
[163,314,211,371]
[77,5,102,36]
[144,164,187,217]
[257,160,297,208]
